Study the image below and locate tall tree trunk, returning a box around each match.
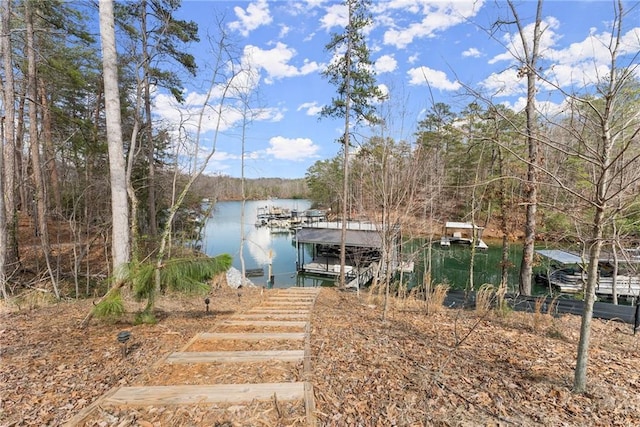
[497,149,510,293]
[141,0,157,237]
[39,83,62,215]
[26,1,59,298]
[574,208,605,392]
[239,104,248,283]
[0,116,6,299]
[1,0,18,270]
[509,0,542,296]
[99,0,130,279]
[15,92,27,213]
[574,24,619,389]
[338,2,353,289]
[0,85,6,299]
[82,0,132,328]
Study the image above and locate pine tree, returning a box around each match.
[320,0,383,287]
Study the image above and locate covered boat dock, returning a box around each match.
[536,249,640,298]
[295,222,394,289]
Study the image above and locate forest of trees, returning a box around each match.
[0,0,638,294]
[0,0,309,298]
[0,0,639,391]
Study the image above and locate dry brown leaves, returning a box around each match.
[2,286,640,426]
[311,290,640,426]
[0,286,266,426]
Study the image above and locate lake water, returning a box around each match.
[203,199,333,288]
[203,199,527,290]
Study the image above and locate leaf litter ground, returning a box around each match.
[1,286,639,426]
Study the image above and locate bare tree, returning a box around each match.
[519,0,640,392]
[566,3,640,391]
[504,0,544,296]
[0,0,14,299]
[1,0,19,274]
[25,1,59,297]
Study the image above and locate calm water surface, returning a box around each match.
[203,199,331,288]
[203,200,534,290]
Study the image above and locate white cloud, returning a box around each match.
[486,18,640,97]
[153,86,286,142]
[243,43,322,84]
[266,136,320,161]
[304,0,330,10]
[375,54,398,73]
[229,0,272,37]
[278,24,290,39]
[154,92,235,134]
[319,3,348,31]
[378,84,390,100]
[297,102,323,116]
[253,106,286,123]
[488,17,561,65]
[407,66,461,91]
[381,0,485,49]
[462,47,481,58]
[499,96,564,117]
[543,28,640,88]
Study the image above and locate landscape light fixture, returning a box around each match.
[117,331,131,358]
[204,297,210,313]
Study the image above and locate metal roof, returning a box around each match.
[296,227,382,248]
[445,222,484,230]
[536,249,584,265]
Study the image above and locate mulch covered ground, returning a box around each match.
[1,286,639,426]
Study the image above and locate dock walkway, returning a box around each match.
[66,287,321,426]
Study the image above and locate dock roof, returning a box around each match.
[296,227,382,248]
[537,248,640,265]
[445,222,484,229]
[536,249,584,265]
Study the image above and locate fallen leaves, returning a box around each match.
[311,289,640,426]
[1,287,639,426]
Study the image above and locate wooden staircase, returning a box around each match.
[66,287,320,426]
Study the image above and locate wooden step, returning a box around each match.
[220,320,307,328]
[263,301,314,306]
[198,332,305,341]
[105,382,306,406]
[234,313,308,320]
[264,300,315,304]
[247,309,309,314]
[166,350,304,364]
[260,305,313,310]
[274,294,317,299]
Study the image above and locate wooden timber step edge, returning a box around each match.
[261,303,314,307]
[103,382,308,406]
[198,332,306,340]
[247,309,310,314]
[234,313,309,319]
[220,320,307,327]
[166,349,305,364]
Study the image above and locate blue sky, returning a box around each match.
[148,0,640,179]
